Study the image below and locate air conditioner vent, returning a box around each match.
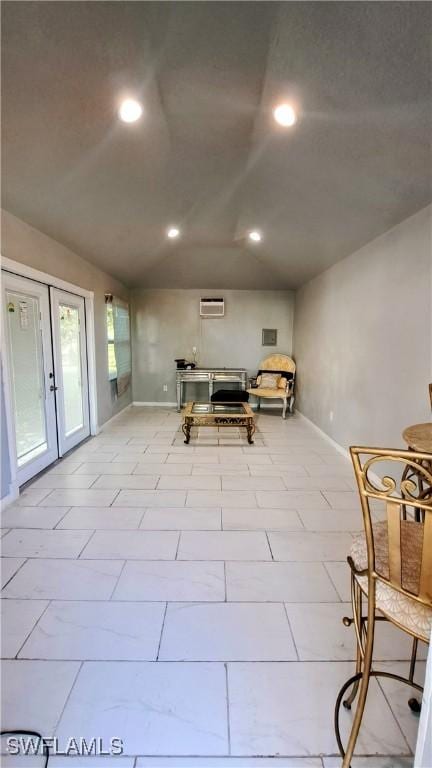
[200,297,225,318]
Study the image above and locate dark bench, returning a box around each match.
[211,389,249,403]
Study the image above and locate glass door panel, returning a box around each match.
[51,289,90,454]
[7,291,47,465]
[3,274,58,484]
[59,303,84,436]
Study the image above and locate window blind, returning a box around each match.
[106,296,131,395]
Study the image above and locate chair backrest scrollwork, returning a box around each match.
[350,447,432,608]
[259,354,296,374]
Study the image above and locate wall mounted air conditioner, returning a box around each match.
[200,297,225,318]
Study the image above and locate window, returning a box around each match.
[106,297,131,394]
[107,303,117,380]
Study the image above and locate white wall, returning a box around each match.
[293,205,431,449]
[1,210,132,427]
[131,288,294,403]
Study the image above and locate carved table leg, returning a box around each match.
[247,419,255,445]
[182,420,191,444]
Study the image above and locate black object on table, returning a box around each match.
[211,389,249,403]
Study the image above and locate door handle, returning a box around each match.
[50,384,58,392]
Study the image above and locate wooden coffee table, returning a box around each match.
[182,402,256,444]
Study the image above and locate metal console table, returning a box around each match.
[176,367,248,411]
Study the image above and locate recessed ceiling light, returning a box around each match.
[167,227,180,239]
[248,230,262,243]
[118,98,143,123]
[273,103,296,127]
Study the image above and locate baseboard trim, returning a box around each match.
[133,401,177,408]
[131,401,286,411]
[1,482,20,511]
[296,410,351,463]
[296,411,385,489]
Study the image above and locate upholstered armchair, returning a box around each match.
[247,354,296,418]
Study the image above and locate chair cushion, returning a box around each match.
[211,389,249,403]
[350,520,432,642]
[258,373,280,389]
[261,375,289,389]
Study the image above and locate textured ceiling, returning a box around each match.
[2,1,431,289]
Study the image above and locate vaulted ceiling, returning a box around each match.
[2,1,431,289]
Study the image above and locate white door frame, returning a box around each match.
[1,256,98,503]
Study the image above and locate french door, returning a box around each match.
[3,274,58,484]
[3,273,90,486]
[50,288,90,454]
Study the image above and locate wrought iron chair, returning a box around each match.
[246,354,296,419]
[335,446,432,767]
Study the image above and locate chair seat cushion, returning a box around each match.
[247,387,288,399]
[258,373,281,389]
[350,520,432,642]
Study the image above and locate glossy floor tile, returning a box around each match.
[1,660,80,733]
[177,531,271,561]
[140,506,221,530]
[267,531,352,561]
[91,475,159,489]
[226,561,339,602]
[0,557,26,588]
[134,462,193,475]
[80,530,179,559]
[11,487,52,506]
[113,489,186,506]
[2,558,123,599]
[255,490,330,510]
[298,507,363,532]
[1,598,49,657]
[74,462,138,474]
[375,661,426,753]
[1,407,421,765]
[222,507,303,531]
[1,528,92,558]
[30,474,100,489]
[57,506,145,529]
[19,601,166,660]
[159,602,297,661]
[228,662,410,756]
[41,489,119,507]
[0,505,70,529]
[135,760,321,767]
[185,490,257,507]
[113,560,225,601]
[221,476,286,491]
[285,602,428,662]
[55,662,228,755]
[322,758,412,768]
[324,561,352,600]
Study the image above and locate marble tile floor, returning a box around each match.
[0,406,427,767]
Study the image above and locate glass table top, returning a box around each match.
[191,403,246,415]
